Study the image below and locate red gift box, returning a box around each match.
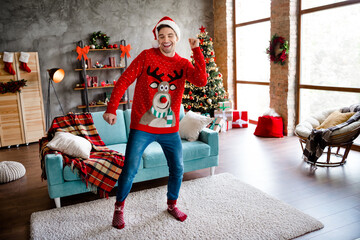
[254,116,283,138]
[232,111,248,128]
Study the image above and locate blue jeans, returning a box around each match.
[116,129,184,202]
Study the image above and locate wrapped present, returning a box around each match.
[208,118,225,133]
[232,110,248,128]
[214,109,233,121]
[254,116,283,138]
[218,101,232,110]
[226,121,232,131]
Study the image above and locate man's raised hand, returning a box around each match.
[189,38,199,49]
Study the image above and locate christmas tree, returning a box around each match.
[182,26,227,116]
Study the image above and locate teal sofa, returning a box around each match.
[44,107,219,208]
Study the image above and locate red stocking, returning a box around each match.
[3,52,15,75]
[19,52,31,73]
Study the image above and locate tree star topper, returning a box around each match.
[199,25,206,33]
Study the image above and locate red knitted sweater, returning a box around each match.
[106,47,207,134]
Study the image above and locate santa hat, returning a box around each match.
[152,16,181,48]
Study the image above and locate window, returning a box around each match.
[299,0,360,146]
[234,0,270,121]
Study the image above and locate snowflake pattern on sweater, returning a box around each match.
[106,47,207,134]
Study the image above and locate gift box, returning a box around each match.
[214,109,233,121]
[254,116,283,138]
[218,101,232,110]
[208,118,225,133]
[232,111,248,128]
[224,121,232,131]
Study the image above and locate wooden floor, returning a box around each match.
[1,125,360,240]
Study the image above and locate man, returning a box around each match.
[103,16,207,229]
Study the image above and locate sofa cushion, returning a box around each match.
[92,110,128,145]
[142,140,210,168]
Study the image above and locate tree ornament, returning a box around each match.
[187,105,191,110]
[89,31,110,49]
[189,91,192,95]
[199,25,206,33]
[207,98,212,105]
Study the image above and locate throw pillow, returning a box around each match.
[179,111,213,142]
[316,110,355,130]
[47,132,92,159]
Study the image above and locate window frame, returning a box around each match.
[233,2,270,123]
[297,0,360,149]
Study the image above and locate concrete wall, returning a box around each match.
[0,0,213,119]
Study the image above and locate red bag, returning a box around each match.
[254,116,283,138]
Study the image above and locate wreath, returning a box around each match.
[266,34,289,65]
[0,79,27,94]
[89,31,110,49]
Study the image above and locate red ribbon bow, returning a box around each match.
[120,44,131,58]
[76,46,90,61]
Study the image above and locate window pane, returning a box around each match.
[236,22,270,82]
[237,84,270,121]
[300,4,360,88]
[302,0,348,10]
[299,89,360,122]
[235,0,270,24]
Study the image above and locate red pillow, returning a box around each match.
[254,116,283,138]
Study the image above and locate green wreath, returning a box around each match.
[89,31,110,49]
[266,34,289,65]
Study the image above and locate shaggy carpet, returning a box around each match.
[31,173,323,239]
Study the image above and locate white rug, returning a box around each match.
[31,173,323,240]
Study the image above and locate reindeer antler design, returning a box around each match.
[168,69,183,83]
[147,66,164,82]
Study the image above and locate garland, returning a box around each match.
[89,31,110,49]
[0,79,27,94]
[266,34,289,65]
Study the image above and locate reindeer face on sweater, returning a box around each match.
[139,66,183,128]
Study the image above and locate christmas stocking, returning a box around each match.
[3,52,16,75]
[19,52,31,73]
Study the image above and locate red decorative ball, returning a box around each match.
[108,44,113,49]
[210,38,212,41]
[215,92,218,96]
[187,105,191,109]
[200,103,203,106]
[204,95,207,98]
[113,44,118,48]
[219,73,222,77]
[190,96,194,100]
[189,91,192,95]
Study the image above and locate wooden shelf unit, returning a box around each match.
[74,67,124,71]
[75,39,130,111]
[77,101,128,109]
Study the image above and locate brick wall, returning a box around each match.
[213,0,235,102]
[270,0,298,135]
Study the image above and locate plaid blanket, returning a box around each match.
[303,104,360,164]
[40,113,124,198]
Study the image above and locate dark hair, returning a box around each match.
[157,24,177,37]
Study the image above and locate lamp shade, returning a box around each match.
[48,68,65,83]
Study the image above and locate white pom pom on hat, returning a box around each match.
[152,16,180,48]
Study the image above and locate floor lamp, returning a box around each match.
[46,68,65,130]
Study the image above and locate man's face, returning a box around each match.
[158,27,178,56]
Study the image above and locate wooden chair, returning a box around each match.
[295,108,360,167]
[295,126,360,167]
